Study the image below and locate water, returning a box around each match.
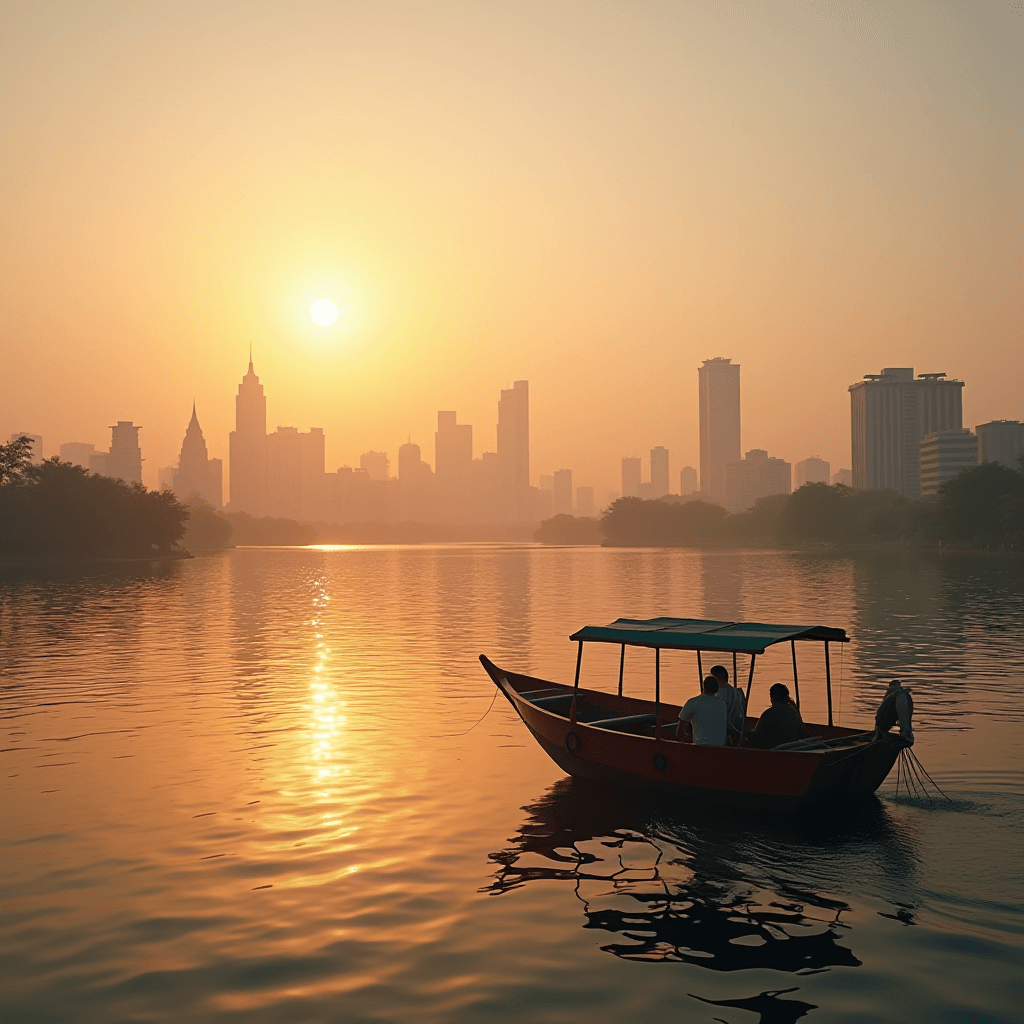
[2,546,1022,1023]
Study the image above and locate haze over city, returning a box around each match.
[2,2,1020,496]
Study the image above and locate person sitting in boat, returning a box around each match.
[874,679,914,746]
[676,675,727,746]
[710,664,746,742]
[747,683,803,749]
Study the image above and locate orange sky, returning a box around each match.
[1,1,1020,497]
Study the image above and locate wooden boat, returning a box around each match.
[480,617,906,809]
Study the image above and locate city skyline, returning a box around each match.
[2,5,1019,498]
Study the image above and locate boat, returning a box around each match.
[479,616,908,809]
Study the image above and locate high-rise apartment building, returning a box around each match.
[919,430,978,497]
[360,451,390,481]
[698,358,741,506]
[266,426,324,520]
[725,449,791,513]
[229,357,268,514]
[435,412,473,481]
[621,457,641,498]
[497,380,529,521]
[9,432,42,462]
[553,469,573,515]
[576,486,596,518]
[794,456,830,489]
[650,446,669,498]
[679,466,697,496]
[173,404,222,507]
[976,420,1024,470]
[832,468,853,487]
[92,422,142,484]
[849,368,964,499]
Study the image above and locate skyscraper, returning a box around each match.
[919,430,978,498]
[849,368,964,499]
[360,451,390,481]
[650,446,669,498]
[621,457,641,498]
[105,422,143,484]
[698,357,741,507]
[60,442,96,469]
[9,432,42,462]
[435,412,473,481]
[173,404,222,507]
[266,426,324,520]
[497,380,529,521]
[553,469,573,515]
[679,466,697,496]
[229,356,267,514]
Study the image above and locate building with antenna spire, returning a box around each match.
[173,403,222,507]
[229,353,268,514]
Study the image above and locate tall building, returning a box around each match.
[650,446,669,498]
[497,380,530,521]
[172,404,222,507]
[9,432,42,462]
[435,412,473,482]
[621,457,641,498]
[576,486,596,518]
[920,430,978,497]
[976,420,1024,470]
[266,426,324,521]
[679,466,697,496]
[229,356,268,514]
[849,368,964,499]
[360,451,390,481]
[553,469,573,515]
[794,456,830,489]
[832,468,853,487]
[725,449,791,513]
[698,357,741,506]
[59,442,95,469]
[92,422,143,484]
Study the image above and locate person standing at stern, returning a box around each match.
[677,675,728,746]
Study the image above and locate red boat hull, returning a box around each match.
[481,655,901,809]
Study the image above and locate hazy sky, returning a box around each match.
[2,1,1021,496]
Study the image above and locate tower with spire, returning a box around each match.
[172,403,223,507]
[228,352,268,514]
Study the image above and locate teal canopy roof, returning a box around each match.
[569,617,849,654]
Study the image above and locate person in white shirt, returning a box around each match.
[710,664,746,742]
[676,675,728,746]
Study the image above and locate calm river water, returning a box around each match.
[2,546,1022,1023]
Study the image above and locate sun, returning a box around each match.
[310,297,338,327]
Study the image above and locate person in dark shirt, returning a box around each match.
[748,683,803,749]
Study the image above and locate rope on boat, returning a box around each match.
[435,685,499,738]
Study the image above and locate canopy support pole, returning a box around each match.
[697,649,703,685]
[739,654,757,745]
[791,640,800,711]
[732,651,737,687]
[570,640,583,725]
[824,641,833,727]
[618,644,625,697]
[655,647,661,740]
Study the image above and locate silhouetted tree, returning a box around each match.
[181,495,234,552]
[937,462,1024,546]
[601,497,727,546]
[0,436,33,485]
[0,457,188,559]
[534,514,602,545]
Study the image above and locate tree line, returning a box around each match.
[537,459,1024,549]
[0,437,189,560]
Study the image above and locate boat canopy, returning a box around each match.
[569,617,848,655]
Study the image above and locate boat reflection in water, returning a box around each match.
[484,778,918,1021]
